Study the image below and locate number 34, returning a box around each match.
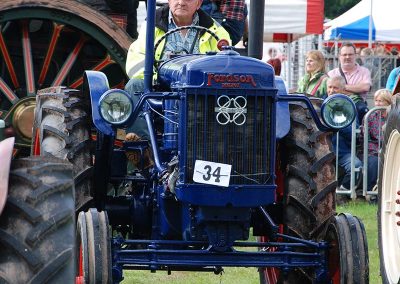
[202,165,221,182]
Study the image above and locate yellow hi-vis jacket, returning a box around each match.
[125,5,231,79]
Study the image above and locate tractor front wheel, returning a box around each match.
[76,209,112,283]
[325,213,369,283]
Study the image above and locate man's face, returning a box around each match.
[339,46,356,69]
[169,0,202,23]
[327,81,344,96]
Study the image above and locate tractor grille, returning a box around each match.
[185,91,273,185]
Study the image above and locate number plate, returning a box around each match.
[193,160,232,187]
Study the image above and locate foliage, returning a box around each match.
[325,0,362,20]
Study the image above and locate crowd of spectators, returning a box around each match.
[294,41,399,201]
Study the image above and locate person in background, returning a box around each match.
[361,89,392,193]
[201,0,247,45]
[386,66,400,93]
[327,76,362,191]
[125,0,230,139]
[328,42,371,124]
[267,58,281,76]
[296,50,328,98]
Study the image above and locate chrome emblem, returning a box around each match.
[214,95,247,125]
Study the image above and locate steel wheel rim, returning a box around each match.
[326,223,341,284]
[381,129,400,283]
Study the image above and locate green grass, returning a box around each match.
[337,200,380,284]
[122,200,380,283]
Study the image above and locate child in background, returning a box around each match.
[362,89,392,194]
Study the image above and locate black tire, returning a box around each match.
[378,96,400,284]
[283,101,336,238]
[266,101,336,283]
[32,87,92,210]
[325,213,369,284]
[76,209,112,283]
[0,156,75,283]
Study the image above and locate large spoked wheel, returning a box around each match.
[31,87,92,210]
[378,96,400,284]
[259,100,337,283]
[0,0,130,154]
[0,156,75,283]
[153,25,221,67]
[76,209,112,284]
[325,213,369,284]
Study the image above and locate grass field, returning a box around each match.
[122,200,380,283]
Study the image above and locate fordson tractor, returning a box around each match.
[1,0,370,283]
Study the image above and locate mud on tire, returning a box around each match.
[281,100,336,281]
[32,87,92,210]
[0,156,75,283]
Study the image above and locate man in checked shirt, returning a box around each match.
[201,0,247,45]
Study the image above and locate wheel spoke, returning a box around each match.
[21,20,36,96]
[51,36,86,87]
[0,24,20,89]
[0,76,19,104]
[38,23,64,87]
[70,54,115,89]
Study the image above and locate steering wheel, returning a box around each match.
[153,25,221,68]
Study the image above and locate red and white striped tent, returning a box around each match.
[263,0,324,42]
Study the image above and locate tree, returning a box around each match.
[325,0,361,20]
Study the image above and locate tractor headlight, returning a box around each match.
[99,89,133,125]
[321,94,356,129]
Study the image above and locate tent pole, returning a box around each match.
[368,0,373,48]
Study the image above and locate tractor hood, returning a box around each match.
[157,49,275,90]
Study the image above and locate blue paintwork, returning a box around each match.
[84,71,114,136]
[158,49,275,89]
[275,77,291,139]
[82,0,351,281]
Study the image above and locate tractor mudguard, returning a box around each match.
[275,76,290,139]
[83,71,114,136]
[0,137,15,215]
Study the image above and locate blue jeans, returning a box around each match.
[124,78,149,139]
[338,153,363,189]
[367,155,379,191]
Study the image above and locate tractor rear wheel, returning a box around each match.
[0,156,75,283]
[259,100,336,283]
[0,0,130,154]
[378,96,400,284]
[76,209,112,283]
[31,87,92,211]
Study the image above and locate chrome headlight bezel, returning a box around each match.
[321,94,357,129]
[99,89,133,125]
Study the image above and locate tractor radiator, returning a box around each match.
[185,91,273,185]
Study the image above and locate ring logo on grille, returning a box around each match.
[214,95,247,125]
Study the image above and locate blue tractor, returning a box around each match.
[20,0,369,283]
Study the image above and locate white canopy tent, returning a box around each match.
[324,0,400,44]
